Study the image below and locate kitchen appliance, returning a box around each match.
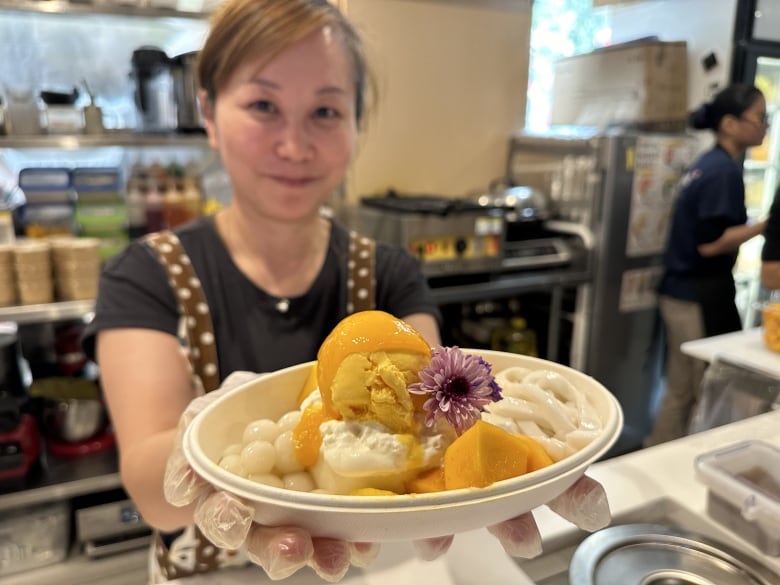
[514,497,780,584]
[358,192,505,277]
[75,497,151,559]
[130,47,177,133]
[508,128,696,452]
[172,51,204,132]
[0,322,40,484]
[475,183,573,271]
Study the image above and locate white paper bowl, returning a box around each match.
[183,350,623,542]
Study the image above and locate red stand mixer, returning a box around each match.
[0,322,41,485]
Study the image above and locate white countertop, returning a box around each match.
[681,327,780,378]
[171,410,780,585]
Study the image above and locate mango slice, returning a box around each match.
[444,420,530,490]
[296,362,319,408]
[515,434,555,471]
[292,405,332,467]
[406,466,447,494]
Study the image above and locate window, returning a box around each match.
[526,0,612,131]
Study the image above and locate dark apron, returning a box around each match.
[694,273,742,337]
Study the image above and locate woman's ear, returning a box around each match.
[198,90,218,149]
[720,113,740,135]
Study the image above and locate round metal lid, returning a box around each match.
[569,524,778,585]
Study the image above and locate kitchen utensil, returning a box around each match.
[130,47,177,132]
[183,349,623,542]
[4,85,42,135]
[82,78,104,135]
[39,87,79,105]
[172,51,204,132]
[42,397,107,443]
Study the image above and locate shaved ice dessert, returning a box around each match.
[217,311,605,495]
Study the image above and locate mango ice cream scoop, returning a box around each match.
[316,311,432,434]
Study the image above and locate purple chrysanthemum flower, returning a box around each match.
[408,346,503,434]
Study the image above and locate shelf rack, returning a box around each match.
[0,0,210,19]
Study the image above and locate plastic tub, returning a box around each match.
[695,440,780,556]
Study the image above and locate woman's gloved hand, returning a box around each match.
[162,371,379,582]
[414,474,611,561]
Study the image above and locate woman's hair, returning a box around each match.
[197,0,373,125]
[689,83,764,131]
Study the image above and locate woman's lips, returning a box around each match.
[269,175,316,187]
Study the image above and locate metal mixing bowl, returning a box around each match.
[42,398,107,443]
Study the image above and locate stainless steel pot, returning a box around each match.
[42,398,107,443]
[476,183,553,223]
[172,51,203,132]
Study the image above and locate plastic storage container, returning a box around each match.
[0,501,69,576]
[695,440,780,556]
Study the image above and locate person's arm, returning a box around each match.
[762,262,780,290]
[402,312,441,347]
[97,328,197,532]
[697,219,766,257]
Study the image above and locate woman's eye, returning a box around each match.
[314,107,341,120]
[249,100,277,114]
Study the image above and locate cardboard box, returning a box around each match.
[550,40,688,128]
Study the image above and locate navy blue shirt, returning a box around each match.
[660,145,746,301]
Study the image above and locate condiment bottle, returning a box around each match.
[491,317,538,357]
[145,182,165,233]
[126,179,147,239]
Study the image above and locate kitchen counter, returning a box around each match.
[9,411,780,584]
[151,410,780,585]
[681,327,780,378]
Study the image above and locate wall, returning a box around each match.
[345,0,532,201]
[602,0,738,107]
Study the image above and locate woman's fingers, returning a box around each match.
[487,512,543,558]
[546,474,611,532]
[348,542,381,568]
[246,525,314,580]
[193,490,254,550]
[309,538,352,583]
[412,535,454,561]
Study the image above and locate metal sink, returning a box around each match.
[515,497,779,585]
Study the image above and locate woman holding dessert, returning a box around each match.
[83,0,608,582]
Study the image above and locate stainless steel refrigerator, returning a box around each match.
[508,128,697,452]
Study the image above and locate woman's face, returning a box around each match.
[203,27,358,222]
[736,96,769,148]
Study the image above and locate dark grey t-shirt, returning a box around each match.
[83,216,440,379]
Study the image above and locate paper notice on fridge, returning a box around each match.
[619,266,664,312]
[626,135,694,257]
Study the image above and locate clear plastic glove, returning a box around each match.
[414,474,611,561]
[163,371,380,582]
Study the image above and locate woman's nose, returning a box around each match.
[275,121,314,162]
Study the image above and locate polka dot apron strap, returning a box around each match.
[144,231,221,394]
[347,231,376,314]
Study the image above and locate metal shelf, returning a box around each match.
[0,0,209,19]
[0,300,94,325]
[0,132,209,150]
[0,448,120,513]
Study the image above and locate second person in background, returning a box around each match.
[646,83,768,447]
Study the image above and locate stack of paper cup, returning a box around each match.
[51,237,101,301]
[13,240,54,305]
[0,244,16,306]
